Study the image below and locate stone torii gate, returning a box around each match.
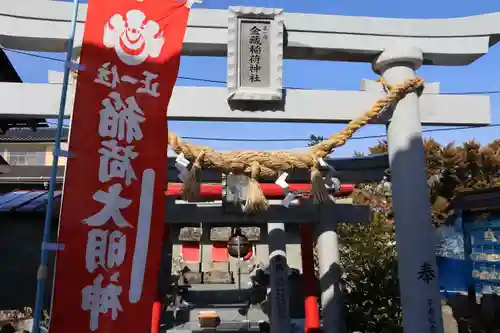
[0,2,498,333]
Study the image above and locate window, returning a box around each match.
[7,151,46,166]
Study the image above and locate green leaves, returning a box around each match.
[308,135,500,332]
[338,216,402,333]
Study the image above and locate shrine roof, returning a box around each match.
[452,187,500,211]
[0,128,69,143]
[0,190,61,213]
[0,165,65,184]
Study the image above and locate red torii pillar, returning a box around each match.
[300,224,322,333]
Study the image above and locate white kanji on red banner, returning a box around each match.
[98,139,138,185]
[81,273,123,331]
[83,184,132,228]
[85,229,127,273]
[99,92,145,143]
[94,62,120,88]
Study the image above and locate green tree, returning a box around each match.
[359,138,500,224]
[338,213,401,333]
[309,135,500,332]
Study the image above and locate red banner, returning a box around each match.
[49,1,188,332]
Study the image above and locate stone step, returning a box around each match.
[172,306,268,324]
[180,282,305,319]
[165,320,262,333]
[183,284,253,305]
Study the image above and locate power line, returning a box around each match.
[162,124,500,142]
[349,123,500,141]
[45,121,499,142]
[177,76,226,84]
[2,48,65,62]
[3,45,500,95]
[1,46,229,85]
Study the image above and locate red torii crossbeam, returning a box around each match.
[166,183,355,199]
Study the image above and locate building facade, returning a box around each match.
[0,128,69,167]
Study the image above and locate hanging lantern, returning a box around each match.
[227,228,251,259]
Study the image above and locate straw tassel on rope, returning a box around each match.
[167,77,425,211]
[243,162,269,214]
[181,151,205,201]
[309,158,329,204]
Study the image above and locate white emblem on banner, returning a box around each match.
[103,10,165,66]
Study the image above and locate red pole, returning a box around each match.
[300,224,322,333]
[151,300,162,333]
[151,225,171,333]
[166,183,354,200]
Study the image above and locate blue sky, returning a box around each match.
[5,0,500,156]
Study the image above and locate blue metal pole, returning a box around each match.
[32,0,80,332]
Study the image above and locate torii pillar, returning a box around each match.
[373,46,444,333]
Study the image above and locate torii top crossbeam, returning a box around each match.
[0,1,496,126]
[2,0,500,65]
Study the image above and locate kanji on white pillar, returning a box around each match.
[373,46,444,333]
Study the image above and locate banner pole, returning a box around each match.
[32,0,80,332]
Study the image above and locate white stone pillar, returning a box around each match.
[373,47,444,333]
[316,205,344,333]
[267,223,291,333]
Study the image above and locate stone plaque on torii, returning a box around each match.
[1,2,499,333]
[227,7,284,101]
